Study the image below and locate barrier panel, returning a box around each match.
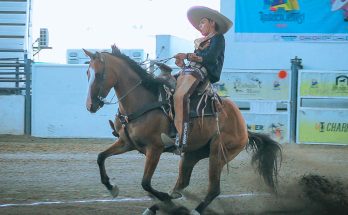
[217,69,291,143]
[0,95,25,134]
[31,64,116,138]
[296,70,348,144]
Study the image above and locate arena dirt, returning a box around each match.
[0,135,347,215]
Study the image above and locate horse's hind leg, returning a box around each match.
[97,138,134,197]
[193,136,246,214]
[171,144,210,198]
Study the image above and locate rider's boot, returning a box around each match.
[162,120,189,155]
[161,133,181,155]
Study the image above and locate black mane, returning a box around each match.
[106,46,161,95]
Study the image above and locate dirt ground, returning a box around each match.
[0,135,347,215]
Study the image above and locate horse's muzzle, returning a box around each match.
[87,97,105,113]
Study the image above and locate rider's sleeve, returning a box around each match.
[195,34,225,64]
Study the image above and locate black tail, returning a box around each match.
[246,131,282,191]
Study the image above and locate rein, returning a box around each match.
[97,55,174,106]
[101,80,143,105]
[139,56,175,75]
[93,53,144,106]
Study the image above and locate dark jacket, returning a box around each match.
[194,34,225,83]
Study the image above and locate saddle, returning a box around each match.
[156,63,220,120]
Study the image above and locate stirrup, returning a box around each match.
[161,133,181,155]
[161,133,175,146]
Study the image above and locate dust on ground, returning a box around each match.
[0,135,347,215]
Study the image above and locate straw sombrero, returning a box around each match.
[187,6,233,34]
[331,0,348,11]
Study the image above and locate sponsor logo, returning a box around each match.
[310,79,319,88]
[260,0,304,24]
[315,122,348,133]
[247,124,264,131]
[333,75,348,93]
[273,80,281,90]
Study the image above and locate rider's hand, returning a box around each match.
[175,58,184,68]
[187,53,203,62]
[175,53,187,60]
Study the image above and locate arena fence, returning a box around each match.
[296,70,348,144]
[1,56,347,144]
[0,54,31,135]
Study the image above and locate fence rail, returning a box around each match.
[0,55,31,134]
[0,57,27,95]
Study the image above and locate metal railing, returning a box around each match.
[0,57,27,94]
[0,54,32,134]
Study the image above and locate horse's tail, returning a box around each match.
[246,131,282,191]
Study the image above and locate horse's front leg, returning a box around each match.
[97,138,134,197]
[142,146,180,215]
[141,147,172,201]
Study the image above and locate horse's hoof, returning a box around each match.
[109,185,119,198]
[190,209,200,215]
[169,190,182,199]
[142,208,156,215]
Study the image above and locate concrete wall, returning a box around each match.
[156,35,192,67]
[221,0,348,70]
[0,95,25,135]
[31,64,115,138]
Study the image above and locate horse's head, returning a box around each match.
[84,49,114,113]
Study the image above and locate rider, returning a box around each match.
[161,6,233,150]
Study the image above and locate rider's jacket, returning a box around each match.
[194,34,225,83]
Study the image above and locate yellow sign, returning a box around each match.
[300,71,348,97]
[298,109,348,144]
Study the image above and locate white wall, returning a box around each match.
[31,64,116,138]
[0,95,25,135]
[221,0,348,70]
[156,35,192,67]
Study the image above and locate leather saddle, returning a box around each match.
[155,63,219,119]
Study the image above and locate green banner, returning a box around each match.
[298,109,348,144]
[300,71,348,97]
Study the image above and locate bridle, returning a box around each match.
[88,53,174,108]
[88,53,143,108]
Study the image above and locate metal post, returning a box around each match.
[15,58,19,94]
[24,53,32,135]
[289,56,303,144]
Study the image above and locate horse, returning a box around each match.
[83,47,282,215]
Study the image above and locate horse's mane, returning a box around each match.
[105,46,161,95]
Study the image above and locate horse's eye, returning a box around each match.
[95,72,103,80]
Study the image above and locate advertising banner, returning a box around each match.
[243,112,289,144]
[216,70,290,100]
[299,70,348,97]
[235,0,348,42]
[297,109,348,144]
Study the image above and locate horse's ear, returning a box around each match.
[95,52,105,63]
[83,49,94,59]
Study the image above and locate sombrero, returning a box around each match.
[187,6,233,34]
[331,0,348,11]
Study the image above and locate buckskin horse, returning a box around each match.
[83,47,282,215]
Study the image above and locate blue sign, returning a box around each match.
[235,0,348,42]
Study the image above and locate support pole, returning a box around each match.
[24,53,32,135]
[289,56,303,144]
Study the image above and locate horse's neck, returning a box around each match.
[113,70,157,115]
